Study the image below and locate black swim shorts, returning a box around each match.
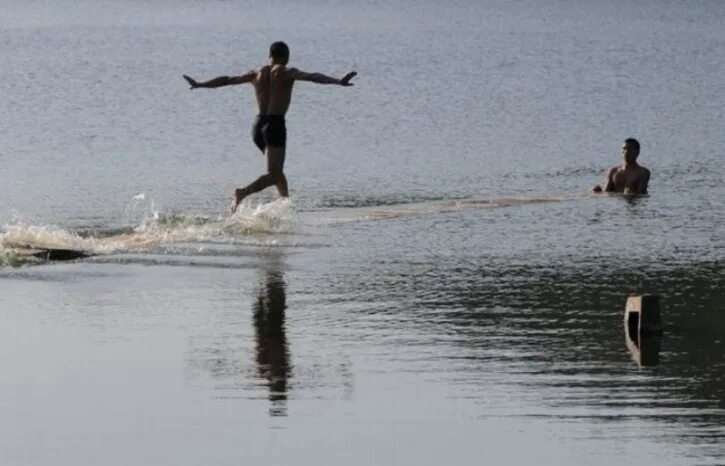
[251,114,287,152]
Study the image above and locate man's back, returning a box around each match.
[253,65,295,116]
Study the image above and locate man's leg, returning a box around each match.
[231,146,287,212]
[267,146,288,197]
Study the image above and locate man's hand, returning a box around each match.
[340,71,357,87]
[183,75,199,89]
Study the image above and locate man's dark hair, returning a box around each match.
[625,138,640,154]
[269,41,290,61]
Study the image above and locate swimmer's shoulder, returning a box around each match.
[607,165,622,179]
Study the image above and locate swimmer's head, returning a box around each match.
[269,41,290,65]
[622,138,640,164]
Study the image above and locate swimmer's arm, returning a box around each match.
[289,68,357,86]
[183,70,256,89]
[637,169,650,194]
[603,167,617,193]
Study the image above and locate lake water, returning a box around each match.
[1,0,723,464]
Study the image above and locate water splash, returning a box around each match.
[0,198,299,267]
[223,198,298,235]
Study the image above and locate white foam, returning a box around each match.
[0,198,300,266]
[223,198,298,235]
[1,223,88,251]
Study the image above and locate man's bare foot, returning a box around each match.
[230,188,246,213]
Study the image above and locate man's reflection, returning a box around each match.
[253,268,291,416]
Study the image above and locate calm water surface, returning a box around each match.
[1,0,723,465]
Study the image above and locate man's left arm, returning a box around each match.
[638,169,650,194]
[288,69,357,86]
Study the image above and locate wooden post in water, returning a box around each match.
[624,295,663,366]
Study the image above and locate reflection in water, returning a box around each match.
[626,332,662,367]
[624,295,663,367]
[253,267,291,417]
[321,253,725,458]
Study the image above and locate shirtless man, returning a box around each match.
[592,138,650,194]
[183,41,357,212]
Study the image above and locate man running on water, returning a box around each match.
[183,41,357,212]
[592,138,650,194]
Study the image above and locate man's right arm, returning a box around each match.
[183,70,256,89]
[603,167,617,192]
[288,69,357,86]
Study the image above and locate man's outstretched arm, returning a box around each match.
[289,69,357,86]
[183,70,256,89]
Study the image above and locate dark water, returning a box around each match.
[1,0,724,464]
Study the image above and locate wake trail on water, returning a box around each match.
[0,198,298,266]
[307,194,586,225]
[0,194,586,266]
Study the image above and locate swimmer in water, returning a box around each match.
[592,138,650,194]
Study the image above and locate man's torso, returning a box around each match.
[609,165,649,193]
[252,65,295,116]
